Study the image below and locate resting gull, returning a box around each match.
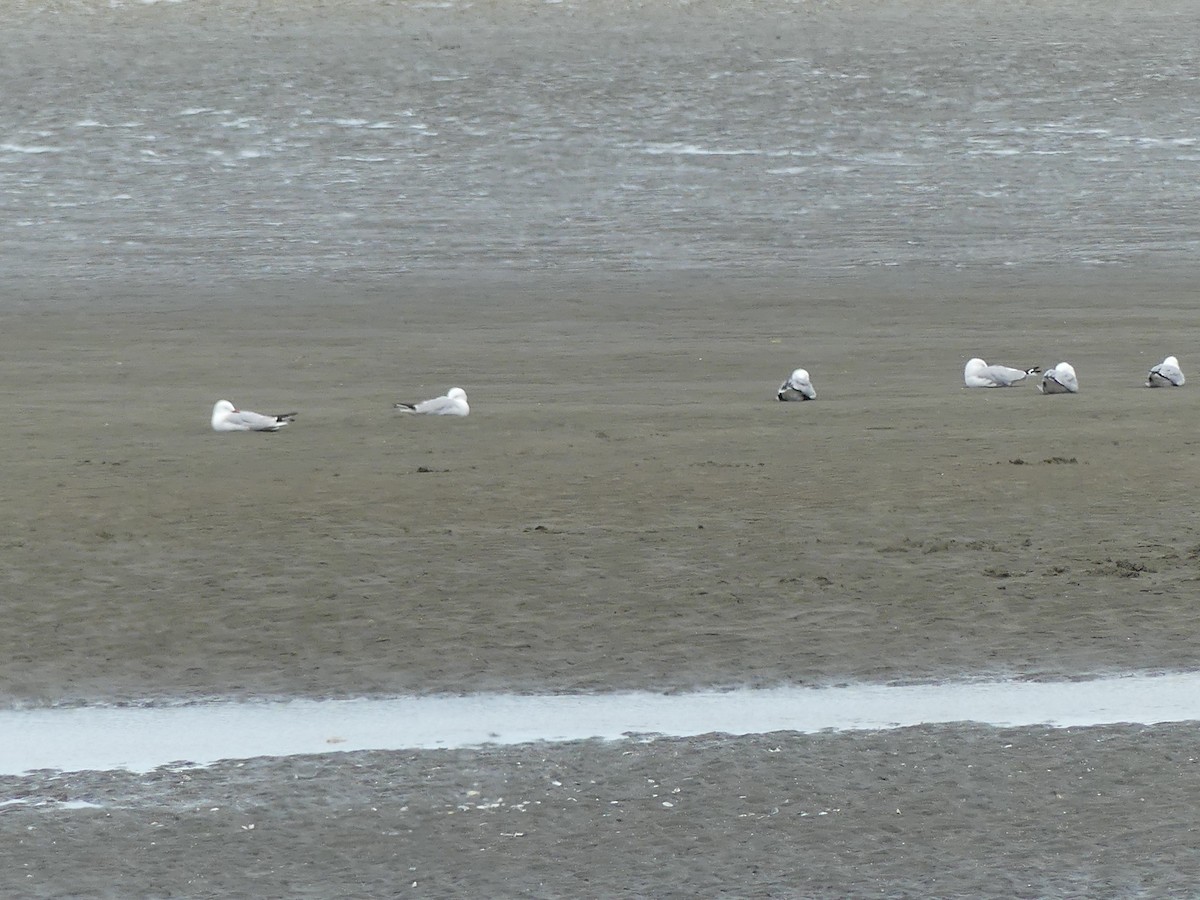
[211,400,297,432]
[777,368,816,401]
[1038,362,1079,394]
[1146,355,1185,388]
[963,357,1041,388]
[394,387,470,416]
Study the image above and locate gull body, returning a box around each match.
[1147,355,1185,388]
[964,357,1041,388]
[1039,362,1079,394]
[777,368,816,401]
[395,387,470,416]
[211,400,297,432]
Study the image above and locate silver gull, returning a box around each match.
[394,387,470,416]
[1146,355,1185,388]
[777,368,816,401]
[211,400,297,432]
[964,357,1041,388]
[1038,362,1079,394]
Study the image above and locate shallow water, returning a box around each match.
[5,673,1199,776]
[3,1,1200,287]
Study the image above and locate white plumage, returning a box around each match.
[211,400,297,432]
[1146,355,1185,388]
[964,357,1041,388]
[394,387,470,416]
[1038,362,1079,394]
[777,368,816,401]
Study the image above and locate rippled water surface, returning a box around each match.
[3,0,1199,285]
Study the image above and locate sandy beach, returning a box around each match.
[1,269,1199,895]
[2,267,1200,705]
[5,0,1200,892]
[4,271,1200,705]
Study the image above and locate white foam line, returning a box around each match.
[3,673,1199,776]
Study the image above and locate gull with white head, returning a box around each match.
[211,400,297,432]
[1146,355,1185,388]
[1038,362,1079,394]
[777,368,816,401]
[963,357,1041,388]
[394,387,470,416]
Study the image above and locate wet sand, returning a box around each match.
[3,269,1200,894]
[3,270,1200,705]
[6,0,1200,891]
[6,725,1200,897]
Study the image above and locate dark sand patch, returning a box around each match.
[5,724,1200,898]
